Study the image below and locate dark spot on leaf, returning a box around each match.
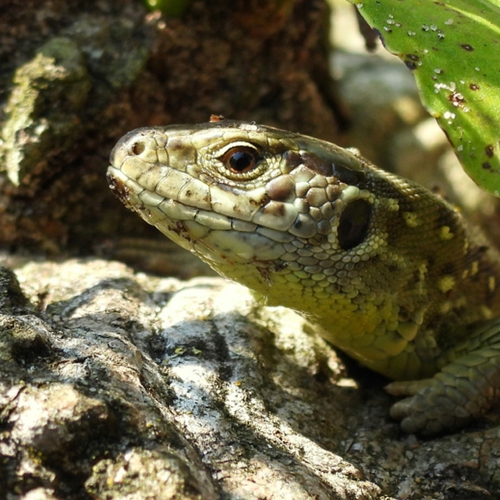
[469,83,480,91]
[482,162,492,170]
[448,92,465,108]
[485,145,494,158]
[460,44,474,51]
[404,54,419,70]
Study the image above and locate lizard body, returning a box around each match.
[108,120,500,434]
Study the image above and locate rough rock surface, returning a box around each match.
[1,259,499,499]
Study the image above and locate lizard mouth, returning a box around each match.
[107,169,134,210]
[106,164,288,265]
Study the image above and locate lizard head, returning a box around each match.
[107,120,431,353]
[108,120,377,267]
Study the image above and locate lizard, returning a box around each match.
[107,119,500,435]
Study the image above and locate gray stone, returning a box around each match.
[0,258,498,498]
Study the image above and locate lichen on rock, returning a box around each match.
[0,37,91,186]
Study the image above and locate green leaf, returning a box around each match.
[349,0,500,196]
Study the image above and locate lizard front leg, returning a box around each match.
[386,319,500,435]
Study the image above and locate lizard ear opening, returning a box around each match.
[338,199,372,250]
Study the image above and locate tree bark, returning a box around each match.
[0,0,345,260]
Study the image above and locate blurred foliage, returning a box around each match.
[144,0,191,17]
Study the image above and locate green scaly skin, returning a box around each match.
[107,120,500,435]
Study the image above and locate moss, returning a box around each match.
[0,37,91,186]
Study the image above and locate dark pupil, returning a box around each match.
[229,151,255,172]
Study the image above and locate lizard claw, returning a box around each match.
[386,376,485,435]
[389,393,472,435]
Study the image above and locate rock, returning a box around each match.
[0,258,499,498]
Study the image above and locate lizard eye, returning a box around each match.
[219,146,260,173]
[338,199,372,250]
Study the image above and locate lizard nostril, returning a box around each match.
[131,141,146,156]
